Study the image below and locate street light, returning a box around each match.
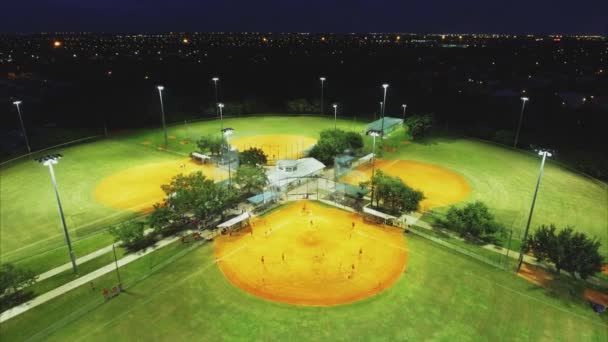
[402,104,407,120]
[513,97,529,148]
[12,100,31,153]
[36,154,77,273]
[222,128,234,184]
[218,103,225,131]
[517,149,552,271]
[157,85,168,147]
[366,129,382,206]
[320,77,326,115]
[333,104,338,130]
[381,83,389,136]
[212,77,220,117]
[379,101,383,120]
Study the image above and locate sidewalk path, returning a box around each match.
[36,245,114,282]
[0,234,181,323]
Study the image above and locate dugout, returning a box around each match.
[363,206,397,225]
[218,212,251,234]
[366,117,403,135]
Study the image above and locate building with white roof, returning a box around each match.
[267,158,325,190]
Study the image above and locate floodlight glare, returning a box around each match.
[333,104,337,108]
[157,85,164,91]
[382,83,389,88]
[521,97,529,101]
[212,77,219,82]
[13,100,22,105]
[320,77,326,81]
[222,127,234,135]
[218,103,225,108]
[402,104,407,108]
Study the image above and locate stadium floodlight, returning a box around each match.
[513,96,530,148]
[366,129,382,205]
[381,84,389,136]
[218,102,225,130]
[12,100,31,153]
[222,128,235,184]
[156,85,168,147]
[333,104,338,130]
[517,148,552,271]
[320,77,326,115]
[402,104,407,120]
[35,154,77,273]
[212,77,220,115]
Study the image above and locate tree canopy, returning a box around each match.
[309,129,364,165]
[234,165,268,196]
[196,134,225,156]
[109,221,151,251]
[239,147,268,166]
[527,224,603,279]
[0,263,37,311]
[285,98,320,113]
[446,201,503,243]
[404,114,434,140]
[370,170,424,215]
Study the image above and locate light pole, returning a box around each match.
[513,97,529,148]
[402,104,407,120]
[381,83,389,136]
[218,103,225,131]
[378,102,383,120]
[36,154,77,273]
[319,77,326,115]
[212,77,219,117]
[222,128,234,184]
[366,129,381,206]
[12,101,31,153]
[157,85,168,147]
[333,104,338,130]
[517,149,552,271]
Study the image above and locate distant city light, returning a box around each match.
[182,38,189,44]
[53,40,62,48]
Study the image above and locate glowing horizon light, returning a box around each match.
[53,40,62,48]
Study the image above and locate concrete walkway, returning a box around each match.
[36,245,114,282]
[0,234,182,323]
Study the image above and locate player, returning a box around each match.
[261,256,265,264]
[352,221,355,229]
[359,247,363,256]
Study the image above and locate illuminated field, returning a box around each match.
[214,200,407,306]
[342,159,471,210]
[95,159,227,211]
[231,134,317,164]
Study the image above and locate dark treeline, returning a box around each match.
[1,33,606,177]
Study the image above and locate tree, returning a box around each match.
[404,114,433,140]
[309,129,363,164]
[240,147,268,166]
[527,225,603,279]
[234,165,268,195]
[285,98,319,113]
[108,221,152,251]
[0,263,37,311]
[446,201,503,242]
[371,170,424,215]
[196,135,224,156]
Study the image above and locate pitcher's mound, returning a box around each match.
[215,201,407,306]
[95,159,227,211]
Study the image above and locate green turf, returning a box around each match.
[1,232,605,341]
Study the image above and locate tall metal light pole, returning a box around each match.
[36,154,77,273]
[513,97,529,148]
[319,77,326,115]
[212,77,219,117]
[157,85,168,147]
[222,128,234,184]
[218,103,225,131]
[366,129,381,206]
[333,104,338,130]
[12,101,31,153]
[402,104,407,121]
[381,84,389,135]
[378,102,383,120]
[517,150,552,271]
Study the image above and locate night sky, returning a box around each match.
[2,0,607,34]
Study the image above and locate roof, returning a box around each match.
[191,152,211,160]
[366,117,403,132]
[363,206,397,220]
[335,183,369,198]
[267,158,325,186]
[217,212,250,228]
[247,191,279,205]
[359,153,375,162]
[276,159,298,168]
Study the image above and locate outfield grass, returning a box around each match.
[1,231,605,341]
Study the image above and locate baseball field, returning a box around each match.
[0,115,606,339]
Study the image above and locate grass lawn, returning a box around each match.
[1,231,605,341]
